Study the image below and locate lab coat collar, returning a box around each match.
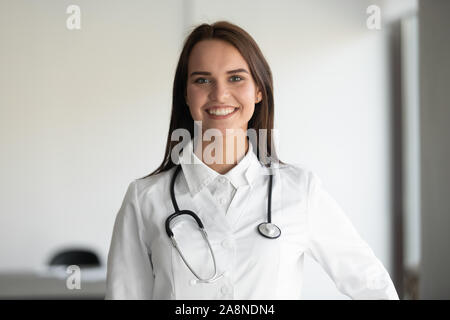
[179,138,261,197]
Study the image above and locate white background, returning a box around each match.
[0,0,417,299]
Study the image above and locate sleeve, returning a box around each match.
[304,172,399,300]
[105,180,155,299]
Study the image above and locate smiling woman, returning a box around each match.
[105,21,399,300]
[146,21,277,176]
[187,41,261,127]
[185,39,263,172]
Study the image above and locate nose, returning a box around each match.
[208,79,230,102]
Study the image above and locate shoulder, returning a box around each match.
[273,161,322,192]
[132,166,178,199]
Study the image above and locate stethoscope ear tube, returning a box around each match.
[165,163,281,283]
[257,168,281,239]
[165,210,205,238]
[167,164,281,239]
[166,169,223,284]
[166,165,205,238]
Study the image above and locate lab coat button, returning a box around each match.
[189,279,197,286]
[219,177,227,183]
[221,239,233,249]
[221,285,230,295]
[219,198,227,205]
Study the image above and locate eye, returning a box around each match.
[230,75,243,82]
[194,78,210,84]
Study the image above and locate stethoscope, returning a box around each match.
[165,163,281,283]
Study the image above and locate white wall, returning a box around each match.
[0,0,416,299]
[0,0,183,270]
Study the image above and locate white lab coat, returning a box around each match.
[105,139,399,300]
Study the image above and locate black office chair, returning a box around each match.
[48,248,101,268]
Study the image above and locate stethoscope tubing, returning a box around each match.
[165,163,281,282]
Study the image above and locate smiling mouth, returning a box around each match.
[206,106,239,116]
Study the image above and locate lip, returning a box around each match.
[204,105,239,120]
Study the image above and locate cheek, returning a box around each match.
[243,104,255,121]
[186,86,206,118]
[237,82,257,101]
[186,85,203,101]
[236,85,257,111]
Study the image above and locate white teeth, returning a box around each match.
[207,108,236,116]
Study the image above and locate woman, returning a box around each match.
[105,21,399,300]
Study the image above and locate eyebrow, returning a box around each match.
[189,68,249,77]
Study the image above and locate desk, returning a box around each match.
[0,267,106,299]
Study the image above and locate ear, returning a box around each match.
[255,89,262,104]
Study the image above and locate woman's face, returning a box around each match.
[186,39,262,135]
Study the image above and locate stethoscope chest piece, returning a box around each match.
[257,222,281,239]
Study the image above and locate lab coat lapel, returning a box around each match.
[226,185,255,230]
[193,187,233,234]
[167,172,233,235]
[225,158,262,231]
[226,166,282,234]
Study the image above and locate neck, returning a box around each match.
[193,132,249,175]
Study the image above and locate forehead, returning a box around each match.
[188,39,249,72]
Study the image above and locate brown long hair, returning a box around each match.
[140,21,282,180]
